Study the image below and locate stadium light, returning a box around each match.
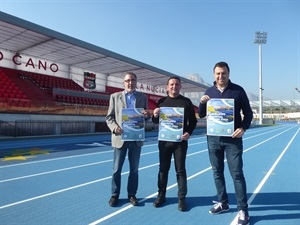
[254,31,267,125]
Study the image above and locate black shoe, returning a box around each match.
[109,196,119,207]
[178,199,187,212]
[128,195,138,206]
[153,194,166,207]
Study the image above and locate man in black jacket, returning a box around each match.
[198,62,253,225]
[152,76,197,212]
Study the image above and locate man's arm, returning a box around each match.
[240,90,253,130]
[106,94,120,133]
[186,100,197,135]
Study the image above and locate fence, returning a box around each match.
[0,120,110,137]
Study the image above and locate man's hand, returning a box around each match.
[232,128,245,138]
[142,109,150,118]
[114,126,123,135]
[182,132,190,141]
[200,95,210,104]
[153,108,160,118]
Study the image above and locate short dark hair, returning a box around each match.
[213,61,230,73]
[167,76,181,84]
[124,72,137,79]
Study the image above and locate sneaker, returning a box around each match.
[209,201,230,214]
[237,210,250,225]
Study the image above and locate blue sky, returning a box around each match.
[1,0,299,100]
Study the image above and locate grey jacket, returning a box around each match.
[106,91,148,148]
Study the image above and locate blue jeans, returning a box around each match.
[157,140,188,199]
[207,136,248,210]
[111,141,141,197]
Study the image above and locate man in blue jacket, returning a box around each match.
[198,61,253,225]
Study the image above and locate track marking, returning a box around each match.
[0,125,287,169]
[89,126,297,224]
[230,127,300,225]
[0,148,209,209]
[0,125,296,220]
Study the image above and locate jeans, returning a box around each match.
[157,140,188,199]
[111,141,141,197]
[207,136,248,210]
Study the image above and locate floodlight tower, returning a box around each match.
[254,31,267,125]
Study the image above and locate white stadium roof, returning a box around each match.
[250,100,300,112]
[0,11,210,93]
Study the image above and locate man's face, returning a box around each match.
[123,74,137,93]
[214,66,229,87]
[167,78,181,97]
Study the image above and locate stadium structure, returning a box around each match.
[250,99,300,120]
[0,12,210,137]
[1,12,299,137]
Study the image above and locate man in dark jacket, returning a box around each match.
[198,62,253,225]
[152,76,197,212]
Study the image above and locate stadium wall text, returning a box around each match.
[0,50,59,72]
[0,49,167,95]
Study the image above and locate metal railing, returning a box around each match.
[0,120,107,137]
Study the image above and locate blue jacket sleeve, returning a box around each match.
[240,91,253,130]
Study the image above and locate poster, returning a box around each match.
[207,98,234,136]
[158,107,184,142]
[121,108,145,141]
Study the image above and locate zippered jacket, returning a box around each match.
[198,80,253,131]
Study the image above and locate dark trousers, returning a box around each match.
[157,140,188,199]
[111,141,141,197]
[207,136,248,210]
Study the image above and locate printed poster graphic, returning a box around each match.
[207,98,234,136]
[83,72,96,89]
[121,108,145,141]
[158,107,184,142]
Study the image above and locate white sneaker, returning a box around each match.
[237,210,250,225]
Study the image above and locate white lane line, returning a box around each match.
[89,164,213,225]
[0,126,296,213]
[89,126,297,224]
[77,142,106,146]
[0,160,113,183]
[0,150,114,168]
[230,127,300,225]
[0,148,209,209]
[0,141,207,182]
[0,177,105,210]
[0,149,160,183]
[0,125,287,169]
[0,142,162,169]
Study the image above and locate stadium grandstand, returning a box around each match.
[250,99,300,121]
[1,12,299,138]
[0,11,210,137]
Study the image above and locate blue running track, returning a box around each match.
[0,123,299,225]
